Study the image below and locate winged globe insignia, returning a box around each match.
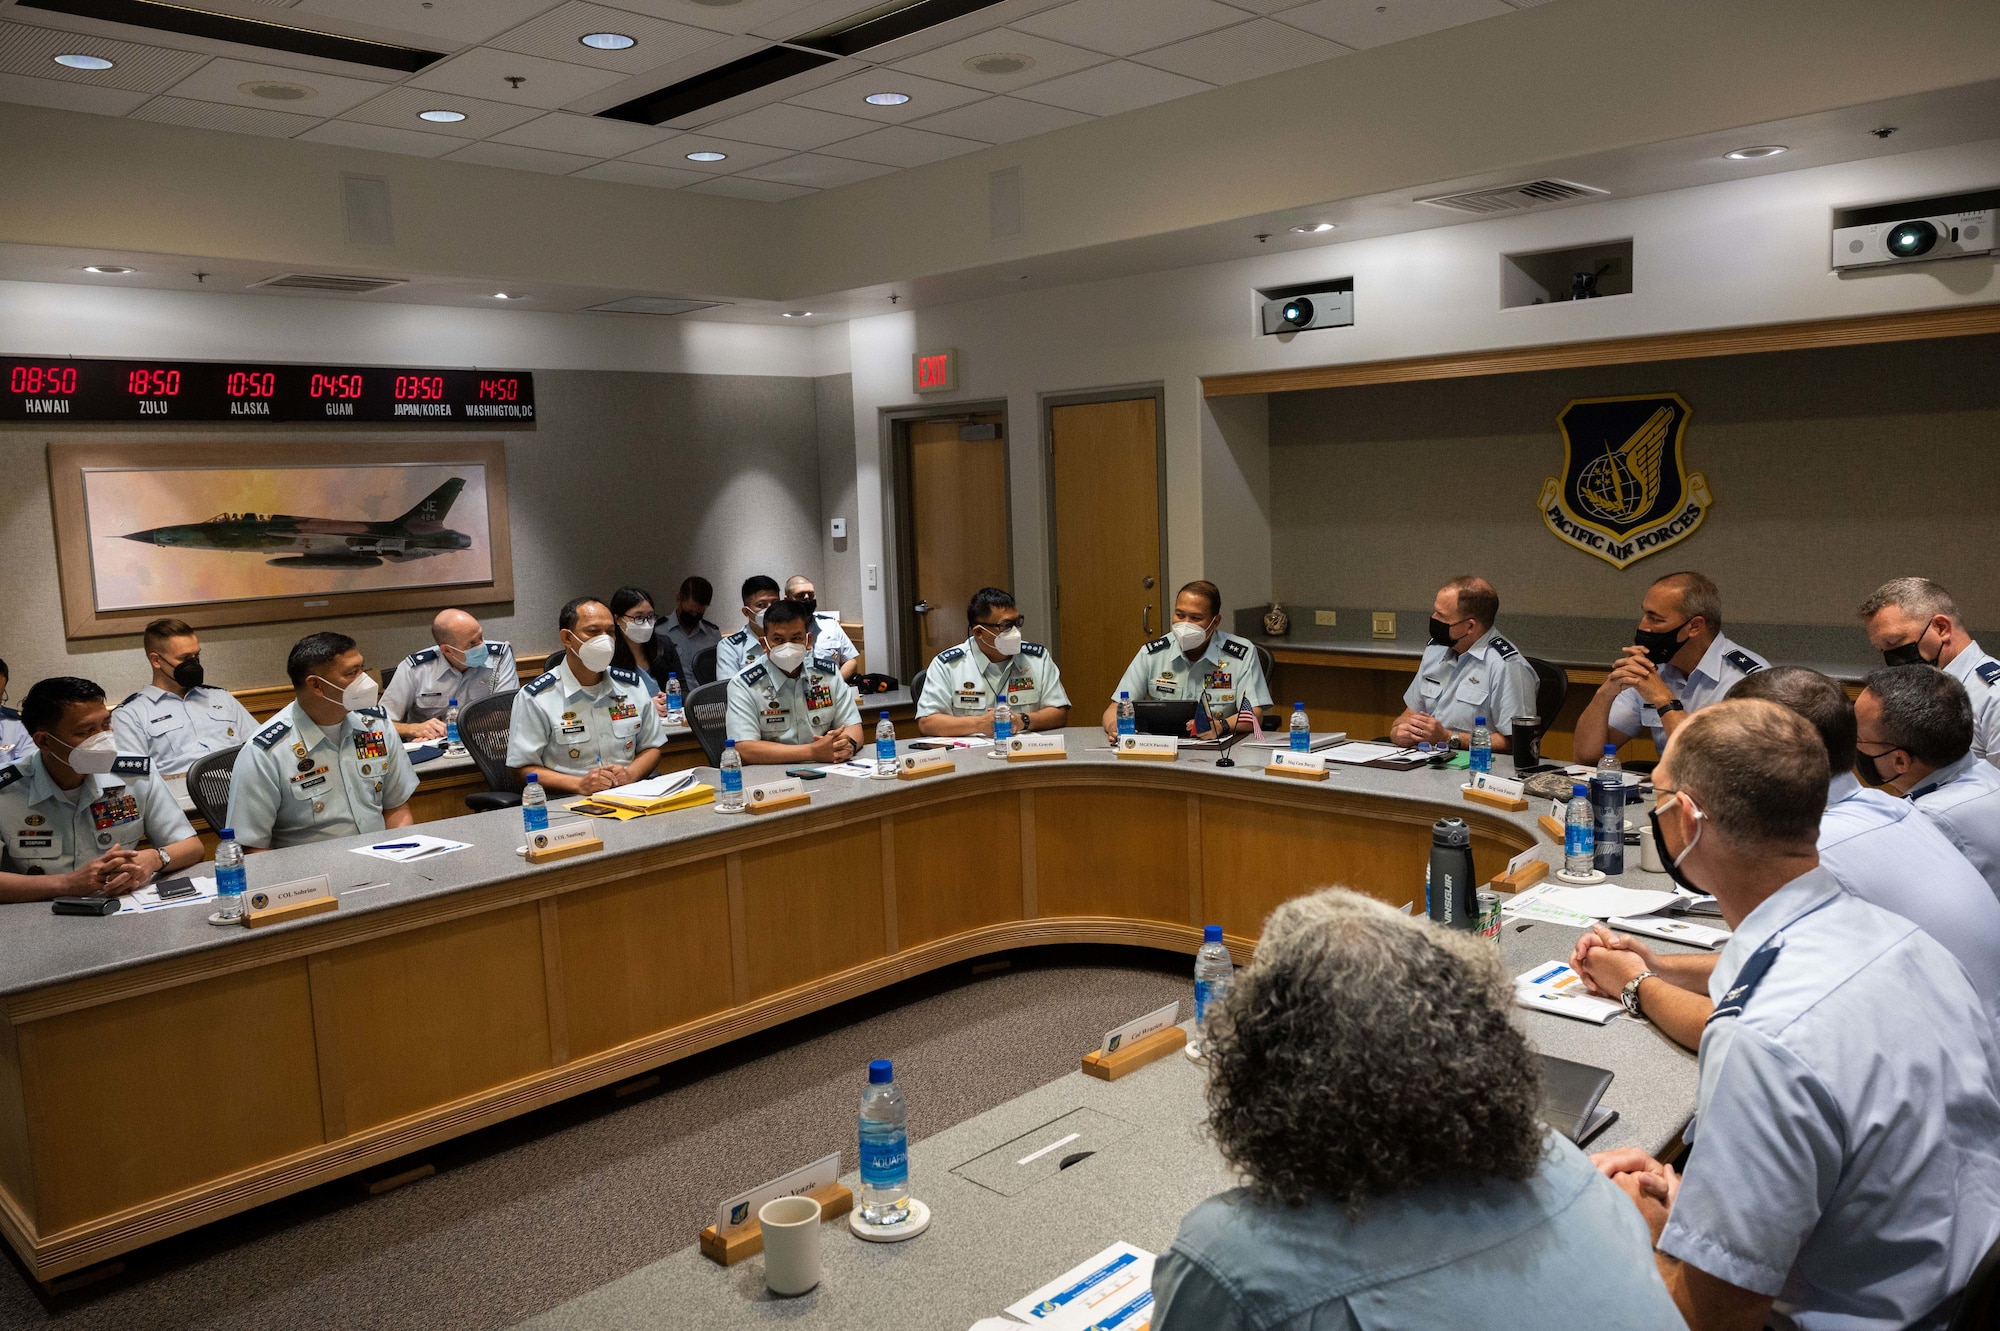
[1577,404,1671,523]
[1540,393,1711,570]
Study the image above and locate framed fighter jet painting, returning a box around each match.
[47,440,513,639]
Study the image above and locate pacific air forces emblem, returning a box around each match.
[1539,393,1710,569]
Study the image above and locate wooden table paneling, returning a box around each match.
[738,822,887,1000]
[1034,787,1190,924]
[557,862,735,1061]
[891,791,1023,949]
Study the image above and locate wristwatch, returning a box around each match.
[1620,971,1657,1018]
[1655,699,1686,715]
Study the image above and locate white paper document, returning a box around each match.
[1005,1241,1156,1331]
[1510,882,1678,920]
[1607,914,1732,949]
[351,834,472,864]
[1240,731,1347,751]
[815,761,878,778]
[118,874,218,913]
[1515,961,1623,1025]
[1323,743,1414,764]
[1502,883,1598,929]
[601,771,698,801]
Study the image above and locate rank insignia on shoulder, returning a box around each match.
[1221,639,1249,660]
[118,690,142,707]
[1707,939,1782,1024]
[811,652,838,673]
[109,755,151,776]
[608,666,640,686]
[358,706,387,720]
[407,647,438,665]
[726,628,749,645]
[938,645,966,664]
[1490,636,1519,659]
[486,640,509,655]
[0,764,21,791]
[1977,661,2000,687]
[253,719,293,750]
[1020,642,1046,658]
[740,664,769,687]
[523,671,558,696]
[1724,650,1764,675]
[1144,636,1172,654]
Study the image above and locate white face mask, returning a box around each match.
[573,633,616,673]
[767,641,811,673]
[315,672,379,713]
[1171,620,1211,654]
[748,606,768,630]
[622,617,655,644]
[52,731,119,774]
[985,626,1023,657]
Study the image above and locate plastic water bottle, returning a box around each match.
[718,739,744,812]
[521,772,548,834]
[988,695,1013,760]
[1565,782,1596,876]
[214,828,246,922]
[444,698,460,746]
[874,711,897,778]
[1469,715,1492,774]
[857,1059,911,1226]
[1289,702,1310,752]
[665,673,684,727]
[1194,925,1234,1026]
[1598,744,1622,784]
[1116,691,1136,737]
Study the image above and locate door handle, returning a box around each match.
[1142,604,1152,636]
[913,600,931,615]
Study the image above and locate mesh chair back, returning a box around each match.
[1255,643,1275,684]
[460,692,523,795]
[186,746,241,832]
[910,668,927,703]
[1526,656,1568,728]
[686,680,730,767]
[692,645,719,686]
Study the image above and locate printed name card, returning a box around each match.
[746,777,811,813]
[1102,999,1179,1056]
[1115,734,1178,761]
[1470,771,1526,798]
[1005,733,1067,762]
[716,1152,842,1234]
[898,751,955,780]
[531,823,595,852]
[243,873,338,928]
[1265,749,1328,780]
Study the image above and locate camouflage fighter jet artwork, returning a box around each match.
[121,478,474,569]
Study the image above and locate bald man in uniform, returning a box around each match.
[381,609,517,742]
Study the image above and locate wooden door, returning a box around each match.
[906,417,1010,672]
[1051,398,1162,714]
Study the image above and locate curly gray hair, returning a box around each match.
[1203,888,1546,1212]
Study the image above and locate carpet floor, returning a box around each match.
[0,945,1192,1331]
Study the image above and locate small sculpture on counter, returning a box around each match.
[1262,602,1290,637]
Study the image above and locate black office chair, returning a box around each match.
[1254,643,1275,684]
[186,745,240,832]
[380,662,398,694]
[1947,1232,2000,1330]
[459,691,524,812]
[1526,655,1568,728]
[686,680,730,767]
[693,644,719,686]
[909,668,927,703]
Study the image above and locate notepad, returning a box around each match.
[1514,961,1622,1025]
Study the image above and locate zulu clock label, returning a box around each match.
[1,357,534,424]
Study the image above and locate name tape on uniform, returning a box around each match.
[716,1152,842,1233]
[1102,999,1179,1056]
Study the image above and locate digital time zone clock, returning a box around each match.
[1,357,535,424]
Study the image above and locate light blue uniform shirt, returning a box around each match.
[1660,866,2000,1330]
[1152,1135,1681,1331]
[1401,625,1539,734]
[1608,632,1768,750]
[380,641,517,723]
[225,702,418,849]
[714,627,765,681]
[0,752,193,875]
[1818,771,2000,1019]
[1910,752,2000,904]
[0,709,33,766]
[507,659,666,777]
[1112,631,1272,715]
[1942,639,2000,765]
[724,655,860,746]
[110,682,257,777]
[917,639,1071,718]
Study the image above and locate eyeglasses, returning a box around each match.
[979,617,1026,632]
[622,615,657,628]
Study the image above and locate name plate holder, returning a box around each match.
[1082,999,1185,1081]
[699,1152,853,1266]
[897,752,955,781]
[1004,734,1067,763]
[1462,772,1529,812]
[1114,734,1178,762]
[526,822,604,864]
[745,777,812,815]
[1264,750,1328,781]
[243,874,337,929]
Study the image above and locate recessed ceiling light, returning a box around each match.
[579,32,635,50]
[1290,222,1337,234]
[419,109,466,123]
[865,91,910,106]
[964,53,1032,76]
[54,53,115,70]
[1724,144,1787,160]
[781,310,813,318]
[686,150,727,162]
[494,292,526,300]
[84,265,134,274]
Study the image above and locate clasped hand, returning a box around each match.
[66,846,154,897]
[1390,712,1450,747]
[1569,922,1659,995]
[1605,647,1675,707]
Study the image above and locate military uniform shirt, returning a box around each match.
[226,702,418,849]
[1402,626,1540,734]
[1606,632,1768,750]
[662,617,721,675]
[380,641,517,723]
[0,709,32,766]
[1909,752,2000,904]
[507,659,666,777]
[810,611,858,665]
[1112,631,1272,716]
[714,628,767,681]
[917,639,1071,719]
[725,655,861,747]
[1943,639,2000,766]
[110,683,256,777]
[0,753,193,876]
[1659,866,2000,1330]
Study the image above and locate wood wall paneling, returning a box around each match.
[738,822,886,999]
[555,861,735,1061]
[891,793,1023,949]
[1034,787,1189,923]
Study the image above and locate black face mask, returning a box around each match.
[1855,748,1902,788]
[1428,616,1458,649]
[792,597,818,618]
[678,610,704,630]
[1647,806,1704,895]
[171,656,204,690]
[1633,620,1691,667]
[1881,636,1936,668]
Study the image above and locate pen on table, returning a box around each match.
[372,841,421,851]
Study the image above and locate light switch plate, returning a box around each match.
[1372,612,1396,639]
[830,518,846,539]
[1315,610,1337,626]
[867,564,878,590]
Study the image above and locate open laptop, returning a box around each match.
[1538,1053,1618,1145]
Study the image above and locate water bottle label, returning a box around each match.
[994,718,1012,742]
[217,866,246,896]
[1117,718,1135,736]
[877,739,895,760]
[858,1134,908,1188]
[1565,824,1593,858]
[524,807,549,833]
[721,769,743,794]
[1194,978,1213,1025]
[1470,750,1491,773]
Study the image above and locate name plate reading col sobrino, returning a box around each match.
[0,356,535,423]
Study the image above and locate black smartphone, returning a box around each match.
[784,768,829,780]
[52,896,120,916]
[154,876,200,901]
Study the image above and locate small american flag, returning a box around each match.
[1236,700,1262,738]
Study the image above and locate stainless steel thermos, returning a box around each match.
[1428,817,1478,930]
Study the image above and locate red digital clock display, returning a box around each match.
[0,357,531,420]
[226,371,276,397]
[310,373,364,399]
[127,369,181,396]
[477,377,520,401]
[394,375,445,401]
[10,365,78,394]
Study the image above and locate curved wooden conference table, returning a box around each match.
[0,731,1636,1281]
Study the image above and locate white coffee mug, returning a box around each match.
[760,1194,822,1296]
[1638,824,1665,874]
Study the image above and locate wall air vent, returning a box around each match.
[1416,179,1608,215]
[17,0,443,73]
[598,45,835,126]
[792,0,1009,58]
[586,297,732,316]
[250,273,408,294]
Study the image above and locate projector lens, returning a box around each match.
[1886,221,1938,256]
[1282,298,1313,326]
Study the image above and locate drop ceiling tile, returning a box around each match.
[737,151,895,188]
[1015,0,1245,57]
[1134,16,1346,82]
[1011,59,1210,116]
[889,28,1109,94]
[686,175,816,201]
[700,101,877,149]
[907,93,1089,143]
[298,119,464,156]
[819,123,985,166]
[158,57,392,117]
[340,85,546,138]
[0,69,149,115]
[783,69,987,123]
[444,140,601,174]
[610,0,831,37]
[621,133,792,170]
[492,110,680,155]
[489,1,733,73]
[1217,0,1313,12]
[0,19,207,93]
[293,0,555,47]
[131,96,319,138]
[573,157,711,187]
[1278,0,1512,50]
[407,47,629,109]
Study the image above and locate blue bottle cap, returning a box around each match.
[724,738,736,748]
[868,1058,893,1084]
[1474,715,1487,725]
[1203,924,1222,943]
[449,696,457,704]
[1573,783,1588,798]
[1603,744,1617,755]
[668,673,678,681]
[1293,701,1304,710]
[880,710,889,719]
[1120,691,1129,699]
[220,827,235,839]
[525,773,539,783]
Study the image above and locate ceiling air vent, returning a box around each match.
[250,273,408,294]
[1416,178,1608,215]
[586,297,732,316]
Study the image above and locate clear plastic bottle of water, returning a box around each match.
[1194,924,1234,1026]
[857,1059,911,1226]
[1565,782,1596,875]
[665,673,684,727]
[1289,702,1310,752]
[1598,744,1622,785]
[989,695,1013,760]
[214,828,246,923]
[1469,715,1492,774]
[521,772,548,834]
[1116,691,1136,737]
[444,698,459,746]
[874,711,897,779]
[718,739,744,812]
